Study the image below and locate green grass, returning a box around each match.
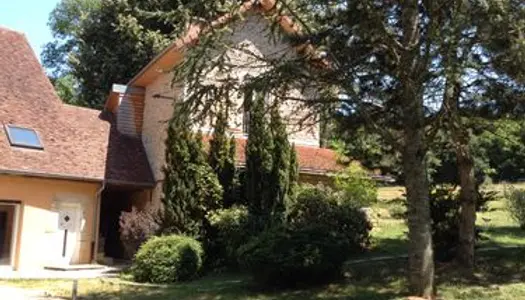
[2,249,525,299]
[367,183,525,257]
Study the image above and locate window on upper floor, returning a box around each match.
[4,125,43,150]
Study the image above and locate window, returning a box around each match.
[4,125,43,149]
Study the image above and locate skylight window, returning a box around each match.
[5,125,43,150]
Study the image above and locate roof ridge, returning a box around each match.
[0,25,26,36]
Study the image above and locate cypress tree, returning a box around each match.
[244,91,273,217]
[288,144,299,202]
[209,106,237,208]
[269,104,291,218]
[161,105,222,238]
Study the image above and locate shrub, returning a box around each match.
[238,185,373,287]
[131,235,203,283]
[237,224,351,287]
[206,205,250,268]
[119,206,160,259]
[506,187,525,229]
[288,184,372,251]
[428,187,461,262]
[334,163,378,207]
[426,186,491,261]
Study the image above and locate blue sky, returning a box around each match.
[0,0,60,60]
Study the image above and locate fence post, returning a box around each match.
[72,279,78,300]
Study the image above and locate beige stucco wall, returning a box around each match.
[140,14,324,207]
[142,72,183,182]
[0,175,100,270]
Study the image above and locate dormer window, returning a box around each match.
[4,125,43,150]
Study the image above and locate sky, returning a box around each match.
[0,0,60,60]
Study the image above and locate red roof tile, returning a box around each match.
[233,138,341,173]
[203,136,341,173]
[0,28,110,181]
[0,27,154,185]
[104,115,154,186]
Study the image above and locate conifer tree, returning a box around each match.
[244,91,273,217]
[288,144,299,202]
[227,136,238,206]
[209,106,237,208]
[269,104,291,218]
[162,105,222,238]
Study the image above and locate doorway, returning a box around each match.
[0,202,19,267]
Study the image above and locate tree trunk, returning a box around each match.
[399,1,435,297]
[443,62,477,270]
[455,142,477,269]
[402,115,435,298]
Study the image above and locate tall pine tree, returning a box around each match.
[288,144,299,203]
[269,104,291,218]
[209,105,237,208]
[244,90,274,218]
[162,104,222,238]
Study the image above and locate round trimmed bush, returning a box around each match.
[131,235,203,283]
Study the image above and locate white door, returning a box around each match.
[54,203,82,265]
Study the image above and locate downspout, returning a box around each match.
[92,180,106,263]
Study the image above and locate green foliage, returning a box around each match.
[162,107,222,238]
[237,184,372,287]
[237,224,353,287]
[269,104,292,219]
[119,206,160,259]
[428,187,462,262]
[426,186,493,261]
[209,106,237,208]
[43,0,173,108]
[288,145,299,201]
[288,184,372,251]
[332,129,402,179]
[49,74,80,105]
[244,91,274,217]
[131,235,203,284]
[505,187,525,229]
[334,163,378,207]
[475,120,525,182]
[207,205,250,268]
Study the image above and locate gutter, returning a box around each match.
[0,168,102,183]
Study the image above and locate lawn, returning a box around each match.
[368,183,525,257]
[2,248,525,299]
[2,183,524,299]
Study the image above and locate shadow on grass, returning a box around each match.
[480,226,525,247]
[80,270,405,300]
[78,250,525,299]
[435,248,525,289]
[369,237,409,257]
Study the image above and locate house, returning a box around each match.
[0,27,111,270]
[0,0,342,270]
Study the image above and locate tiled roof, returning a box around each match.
[202,136,341,173]
[0,27,154,185]
[0,27,110,181]
[104,115,154,186]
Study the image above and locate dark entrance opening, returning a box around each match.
[99,186,152,262]
[99,188,133,260]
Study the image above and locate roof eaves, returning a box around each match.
[0,168,103,183]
